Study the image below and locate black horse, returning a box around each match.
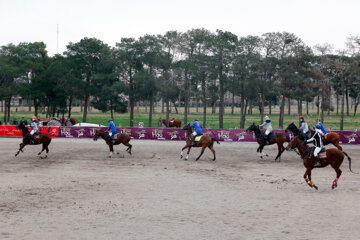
[246,123,289,161]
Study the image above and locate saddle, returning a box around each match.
[194,134,203,142]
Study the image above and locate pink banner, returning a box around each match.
[55,126,360,144]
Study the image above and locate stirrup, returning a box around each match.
[313,160,322,168]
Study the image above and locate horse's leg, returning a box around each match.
[274,143,284,161]
[181,145,188,159]
[108,143,114,158]
[258,144,264,159]
[15,142,26,157]
[38,143,46,156]
[306,168,318,190]
[196,145,207,161]
[331,166,342,190]
[185,146,192,160]
[208,142,216,161]
[123,142,132,155]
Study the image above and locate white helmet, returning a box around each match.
[265,116,270,121]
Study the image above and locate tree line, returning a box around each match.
[0,29,359,129]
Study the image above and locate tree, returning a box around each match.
[65,37,108,122]
[211,30,237,128]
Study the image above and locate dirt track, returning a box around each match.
[0,138,359,240]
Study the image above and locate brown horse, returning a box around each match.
[15,123,52,159]
[286,123,342,151]
[93,129,132,157]
[181,123,219,161]
[286,136,356,190]
[246,123,289,161]
[159,118,181,128]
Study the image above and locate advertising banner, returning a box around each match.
[0,125,59,138]
[56,126,360,145]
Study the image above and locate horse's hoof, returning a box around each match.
[195,158,199,161]
[213,158,216,161]
[314,186,318,190]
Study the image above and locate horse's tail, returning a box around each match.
[342,151,358,174]
[212,138,220,144]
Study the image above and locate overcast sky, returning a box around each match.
[1,0,359,56]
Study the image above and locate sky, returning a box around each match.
[1,0,359,56]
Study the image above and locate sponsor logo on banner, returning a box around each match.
[119,128,132,137]
[235,132,247,141]
[50,128,58,136]
[152,129,165,140]
[61,127,73,138]
[218,130,232,142]
[341,132,358,144]
[75,128,86,138]
[136,129,147,139]
[167,130,178,140]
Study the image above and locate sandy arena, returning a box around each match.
[0,137,359,240]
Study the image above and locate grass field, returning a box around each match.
[5,104,360,130]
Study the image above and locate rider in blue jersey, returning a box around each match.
[190,119,203,146]
[107,119,117,143]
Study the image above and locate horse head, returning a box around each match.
[286,136,302,150]
[285,122,297,133]
[93,129,101,141]
[246,123,258,133]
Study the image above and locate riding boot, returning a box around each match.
[313,156,322,168]
[111,135,115,144]
[191,136,195,146]
[30,134,35,144]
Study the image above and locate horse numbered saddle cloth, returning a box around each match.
[311,147,327,158]
[195,134,203,142]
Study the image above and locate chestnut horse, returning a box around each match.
[93,129,132,157]
[15,123,52,159]
[286,136,356,190]
[246,123,289,161]
[159,118,181,128]
[181,123,219,161]
[285,122,342,150]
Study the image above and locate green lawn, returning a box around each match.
[6,105,360,130]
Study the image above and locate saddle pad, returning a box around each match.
[195,135,203,141]
[319,152,327,158]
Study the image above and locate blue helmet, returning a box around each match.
[108,118,113,122]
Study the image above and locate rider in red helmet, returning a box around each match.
[299,115,310,140]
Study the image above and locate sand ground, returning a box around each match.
[0,138,359,240]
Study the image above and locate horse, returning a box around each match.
[285,122,342,151]
[159,118,181,128]
[246,123,289,161]
[15,122,52,159]
[286,136,356,190]
[180,123,219,161]
[93,129,132,157]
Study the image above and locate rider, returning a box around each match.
[259,115,273,143]
[304,125,323,167]
[316,119,326,135]
[29,116,38,144]
[190,119,203,146]
[107,118,117,143]
[299,115,310,139]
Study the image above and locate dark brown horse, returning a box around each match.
[93,129,132,157]
[181,123,219,161]
[286,136,356,190]
[15,123,52,159]
[285,122,342,150]
[159,118,181,128]
[246,123,289,161]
